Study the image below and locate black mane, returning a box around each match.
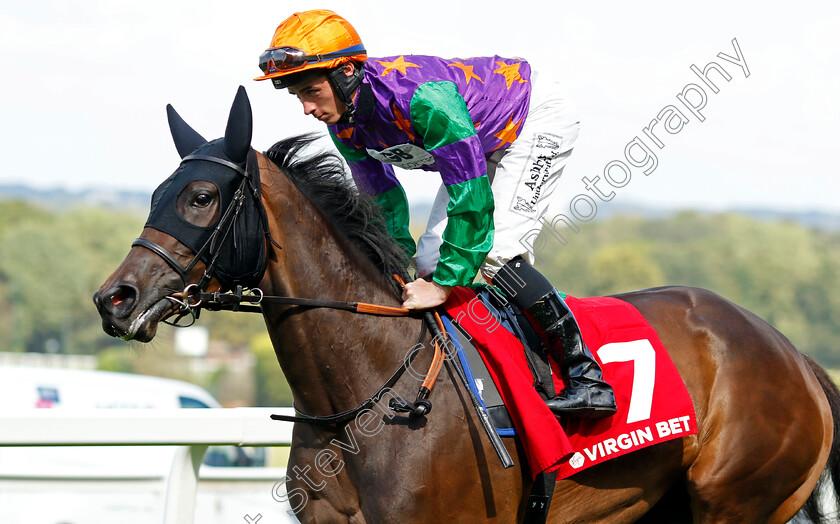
[264,134,410,281]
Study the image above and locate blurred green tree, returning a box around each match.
[250,333,293,406]
[587,242,665,296]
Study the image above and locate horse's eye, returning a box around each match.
[193,193,213,207]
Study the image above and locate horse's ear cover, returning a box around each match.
[167,104,208,159]
[149,87,265,289]
[223,86,253,164]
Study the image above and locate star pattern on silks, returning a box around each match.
[391,104,415,141]
[335,127,354,140]
[493,61,527,89]
[377,56,421,76]
[447,61,484,84]
[492,116,523,151]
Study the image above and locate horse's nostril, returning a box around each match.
[111,288,129,308]
[104,284,138,318]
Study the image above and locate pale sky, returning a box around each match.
[1,0,838,215]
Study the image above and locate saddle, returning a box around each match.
[441,285,697,480]
[443,286,555,433]
[442,286,567,524]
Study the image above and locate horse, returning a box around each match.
[94,86,840,523]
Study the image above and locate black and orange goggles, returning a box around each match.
[258,44,366,75]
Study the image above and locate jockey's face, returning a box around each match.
[288,72,347,125]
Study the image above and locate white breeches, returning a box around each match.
[415,72,581,281]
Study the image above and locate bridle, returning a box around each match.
[132,153,259,323]
[130,149,446,423]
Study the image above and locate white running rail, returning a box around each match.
[0,407,294,524]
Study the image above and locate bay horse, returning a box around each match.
[94,86,840,523]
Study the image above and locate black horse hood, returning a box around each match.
[144,87,266,289]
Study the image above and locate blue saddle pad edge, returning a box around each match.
[441,315,517,437]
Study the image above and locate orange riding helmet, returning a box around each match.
[254,9,367,88]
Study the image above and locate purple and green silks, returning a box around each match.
[329,54,531,287]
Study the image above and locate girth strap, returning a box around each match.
[523,471,558,524]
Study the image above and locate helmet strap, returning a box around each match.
[328,63,364,124]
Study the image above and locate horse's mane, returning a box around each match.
[263,134,410,280]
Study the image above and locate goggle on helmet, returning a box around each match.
[258,44,366,89]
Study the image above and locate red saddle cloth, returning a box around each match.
[442,287,697,480]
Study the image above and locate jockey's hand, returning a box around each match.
[402,280,452,310]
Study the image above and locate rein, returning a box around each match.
[172,286,415,317]
[270,320,428,425]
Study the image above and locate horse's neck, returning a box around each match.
[257,157,418,415]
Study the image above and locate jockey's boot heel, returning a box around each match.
[526,290,617,419]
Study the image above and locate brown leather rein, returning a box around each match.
[164,279,448,425]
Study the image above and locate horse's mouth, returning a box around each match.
[111,298,176,343]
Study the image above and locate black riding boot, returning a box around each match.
[526,290,616,419]
[493,256,617,419]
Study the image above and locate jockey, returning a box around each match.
[255,10,615,419]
